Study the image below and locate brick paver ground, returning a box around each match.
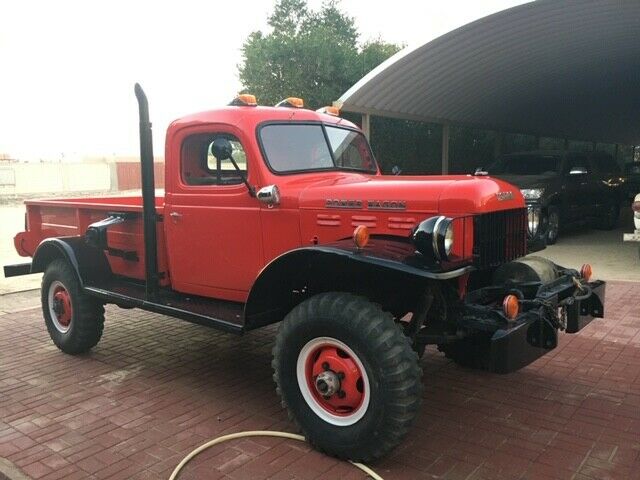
[1,282,640,480]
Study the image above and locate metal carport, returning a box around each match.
[336,0,640,173]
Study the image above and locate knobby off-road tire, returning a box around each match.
[41,259,105,354]
[437,333,492,370]
[546,206,560,245]
[272,292,422,462]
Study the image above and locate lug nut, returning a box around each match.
[322,362,330,371]
[337,372,345,380]
[337,390,346,399]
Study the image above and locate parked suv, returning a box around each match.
[486,150,624,244]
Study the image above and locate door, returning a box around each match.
[165,131,263,302]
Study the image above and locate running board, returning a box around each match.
[84,282,245,334]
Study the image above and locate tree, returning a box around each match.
[238,0,400,110]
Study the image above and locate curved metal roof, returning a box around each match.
[337,1,640,145]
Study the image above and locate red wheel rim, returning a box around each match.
[297,337,371,425]
[52,285,72,327]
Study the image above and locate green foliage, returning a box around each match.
[238,0,401,110]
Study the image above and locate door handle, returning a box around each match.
[169,212,183,221]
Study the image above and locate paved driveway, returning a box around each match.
[1,283,639,480]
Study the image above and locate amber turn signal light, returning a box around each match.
[229,94,257,106]
[502,294,519,321]
[580,264,592,281]
[276,97,304,108]
[353,225,370,249]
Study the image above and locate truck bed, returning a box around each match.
[14,194,169,284]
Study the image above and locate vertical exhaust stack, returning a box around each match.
[134,83,159,299]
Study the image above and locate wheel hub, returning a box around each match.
[52,286,72,327]
[305,344,365,416]
[315,370,341,397]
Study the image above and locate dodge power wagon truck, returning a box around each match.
[4,85,605,461]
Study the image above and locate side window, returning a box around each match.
[181,133,247,186]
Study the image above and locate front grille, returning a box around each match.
[473,208,527,269]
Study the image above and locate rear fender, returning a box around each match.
[32,237,112,287]
[243,240,473,331]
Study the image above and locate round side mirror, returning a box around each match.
[211,138,233,160]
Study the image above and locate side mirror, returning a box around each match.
[569,166,588,175]
[257,184,280,207]
[210,138,233,160]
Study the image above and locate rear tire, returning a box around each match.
[272,292,422,462]
[41,259,105,354]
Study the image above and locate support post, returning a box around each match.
[441,123,450,175]
[494,131,503,159]
[361,113,371,141]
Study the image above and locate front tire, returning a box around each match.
[41,259,105,354]
[546,206,560,245]
[272,292,422,462]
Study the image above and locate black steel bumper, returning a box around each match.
[465,275,606,374]
[3,262,32,278]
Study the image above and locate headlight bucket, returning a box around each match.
[412,215,454,261]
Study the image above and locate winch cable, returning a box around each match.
[168,430,385,480]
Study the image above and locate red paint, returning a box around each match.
[52,285,72,326]
[13,105,526,301]
[306,344,365,416]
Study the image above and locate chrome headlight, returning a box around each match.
[521,188,545,200]
[527,206,540,237]
[412,215,454,261]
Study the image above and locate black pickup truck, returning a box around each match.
[486,150,624,244]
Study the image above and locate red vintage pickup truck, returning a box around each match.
[4,86,605,461]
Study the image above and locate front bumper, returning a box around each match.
[623,230,640,242]
[463,273,606,374]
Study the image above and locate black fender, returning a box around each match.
[243,237,473,331]
[31,236,112,287]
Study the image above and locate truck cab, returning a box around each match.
[4,87,606,462]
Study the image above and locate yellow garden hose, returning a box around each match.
[168,430,384,480]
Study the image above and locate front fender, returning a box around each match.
[32,237,112,287]
[243,237,473,331]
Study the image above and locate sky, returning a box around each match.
[0,0,528,161]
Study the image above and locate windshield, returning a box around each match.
[490,154,561,175]
[259,123,377,173]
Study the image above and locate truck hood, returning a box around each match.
[297,174,525,214]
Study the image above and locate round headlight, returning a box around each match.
[444,221,454,255]
[412,215,454,262]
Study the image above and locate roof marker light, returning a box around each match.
[229,94,257,107]
[276,97,304,108]
[316,106,340,116]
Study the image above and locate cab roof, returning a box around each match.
[168,105,359,135]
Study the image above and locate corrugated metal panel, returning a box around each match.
[337,1,640,144]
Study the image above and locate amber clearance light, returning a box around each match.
[580,264,593,282]
[276,97,304,108]
[502,294,519,321]
[229,94,257,106]
[353,225,370,249]
[316,106,340,116]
